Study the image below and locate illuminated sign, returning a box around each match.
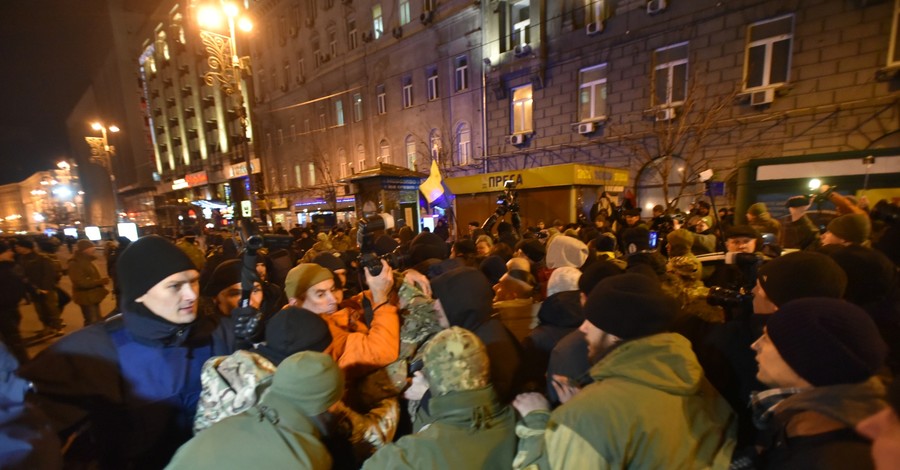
[444,164,629,194]
[241,200,252,217]
[227,159,261,178]
[185,171,208,187]
[172,178,189,190]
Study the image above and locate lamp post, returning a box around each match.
[197,2,260,222]
[85,122,122,224]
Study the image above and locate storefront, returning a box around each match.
[445,163,629,231]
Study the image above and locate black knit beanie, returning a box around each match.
[757,252,847,307]
[202,258,243,297]
[431,267,493,330]
[516,239,546,263]
[479,255,507,285]
[826,245,895,305]
[622,226,651,253]
[255,307,333,366]
[118,235,197,305]
[766,298,887,386]
[313,252,347,272]
[583,273,677,340]
[578,260,624,295]
[409,232,448,265]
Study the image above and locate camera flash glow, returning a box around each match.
[808,179,821,190]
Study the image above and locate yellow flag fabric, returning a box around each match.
[419,160,444,204]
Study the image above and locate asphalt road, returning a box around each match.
[20,247,118,359]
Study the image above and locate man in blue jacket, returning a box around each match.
[20,235,236,469]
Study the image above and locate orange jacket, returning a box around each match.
[321,291,400,379]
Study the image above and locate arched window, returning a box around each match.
[378,139,391,164]
[338,147,347,178]
[356,144,366,171]
[405,135,417,170]
[429,129,442,162]
[456,122,471,166]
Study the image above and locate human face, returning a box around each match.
[820,231,850,247]
[578,320,620,363]
[726,237,756,254]
[751,280,778,314]
[136,270,201,324]
[745,213,757,223]
[301,278,338,315]
[255,262,268,282]
[751,328,811,389]
[215,281,263,316]
[857,406,900,469]
[493,279,518,302]
[476,241,491,257]
[0,250,14,262]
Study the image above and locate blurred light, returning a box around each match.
[109,125,120,133]
[33,213,45,222]
[223,3,239,17]
[237,16,253,32]
[198,4,224,29]
[645,202,655,210]
[57,161,70,170]
[91,122,102,131]
[808,178,821,190]
[52,186,73,198]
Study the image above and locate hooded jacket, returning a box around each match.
[516,333,736,469]
[363,386,517,470]
[68,250,109,306]
[19,306,236,469]
[432,268,522,402]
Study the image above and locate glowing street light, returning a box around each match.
[86,121,124,223]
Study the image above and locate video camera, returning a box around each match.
[356,213,410,276]
[482,180,521,233]
[706,252,764,309]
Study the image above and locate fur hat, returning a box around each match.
[117,235,197,306]
[826,213,871,245]
[422,327,490,396]
[255,308,332,365]
[284,264,333,300]
[767,298,887,386]
[757,252,847,307]
[264,351,344,416]
[583,273,677,340]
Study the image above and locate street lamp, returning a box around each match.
[196,1,260,222]
[85,122,123,223]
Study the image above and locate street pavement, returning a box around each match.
[20,247,118,359]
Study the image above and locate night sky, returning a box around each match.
[0,1,113,185]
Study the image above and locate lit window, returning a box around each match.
[295,163,302,187]
[456,122,471,166]
[402,76,413,108]
[352,93,363,121]
[511,84,533,134]
[335,99,345,126]
[376,84,387,114]
[429,130,441,161]
[744,15,793,90]
[405,135,417,170]
[455,56,469,92]
[308,162,316,185]
[653,42,688,107]
[373,4,384,39]
[427,68,439,101]
[338,148,347,177]
[585,0,611,26]
[399,0,410,25]
[579,63,607,121]
[357,144,366,170]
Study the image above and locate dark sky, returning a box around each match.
[0,1,113,185]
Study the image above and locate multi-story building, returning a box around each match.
[101,0,899,232]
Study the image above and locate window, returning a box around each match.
[305,0,317,26]
[352,93,363,121]
[328,25,338,57]
[511,84,533,134]
[338,148,347,177]
[319,112,326,129]
[511,0,531,48]
[373,4,384,39]
[278,16,287,44]
[335,99,345,126]
[427,68,439,101]
[294,163,302,187]
[586,0,610,25]
[379,139,391,163]
[291,3,301,31]
[376,84,387,114]
[402,76,413,108]
[399,0,410,25]
[347,17,358,50]
[429,130,441,161]
[890,1,900,67]
[313,35,322,67]
[456,122,471,166]
[357,144,366,170]
[579,63,607,121]
[308,162,316,185]
[424,0,436,12]
[405,135,417,170]
[653,42,688,107]
[290,123,297,142]
[278,128,284,145]
[744,15,793,90]
[283,61,291,90]
[454,56,469,92]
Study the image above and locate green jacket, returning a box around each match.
[363,386,517,470]
[166,392,331,470]
[516,333,736,470]
[67,252,108,306]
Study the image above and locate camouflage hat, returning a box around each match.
[667,254,702,281]
[421,327,490,396]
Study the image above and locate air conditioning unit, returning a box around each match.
[514,43,533,57]
[420,10,434,24]
[655,107,676,122]
[508,134,526,145]
[647,0,667,15]
[392,26,403,38]
[586,21,604,36]
[577,122,595,134]
[750,88,775,106]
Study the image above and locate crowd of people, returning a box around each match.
[1,186,899,470]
